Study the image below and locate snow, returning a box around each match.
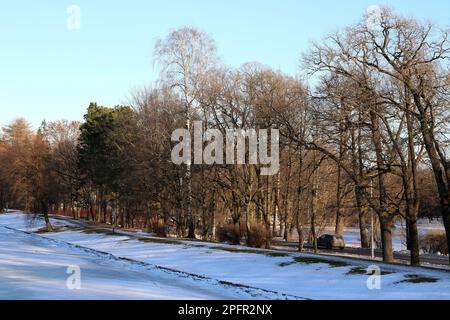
[1,212,450,300]
[318,220,446,252]
[275,219,446,252]
[0,214,280,300]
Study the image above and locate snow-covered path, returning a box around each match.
[0,225,258,300]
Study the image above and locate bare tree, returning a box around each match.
[154,27,219,238]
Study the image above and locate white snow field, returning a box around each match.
[1,212,450,300]
[0,215,280,300]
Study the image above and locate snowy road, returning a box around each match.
[0,226,256,300]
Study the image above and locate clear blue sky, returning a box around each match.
[1,0,449,127]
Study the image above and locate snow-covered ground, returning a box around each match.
[337,220,446,252]
[286,220,446,252]
[1,212,450,300]
[0,226,262,300]
[0,214,284,300]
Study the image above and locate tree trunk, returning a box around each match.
[413,94,450,264]
[351,111,370,248]
[335,113,347,237]
[41,201,53,232]
[273,173,280,237]
[359,209,371,249]
[379,216,394,262]
[335,211,345,238]
[407,218,420,265]
[370,109,394,262]
[310,156,318,253]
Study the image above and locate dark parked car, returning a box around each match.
[317,234,345,250]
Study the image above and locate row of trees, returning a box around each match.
[0,7,448,264]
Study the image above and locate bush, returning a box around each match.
[216,224,241,245]
[247,223,272,249]
[149,219,167,237]
[420,232,448,255]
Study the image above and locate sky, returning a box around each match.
[1,0,449,127]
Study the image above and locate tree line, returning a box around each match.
[0,7,448,265]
